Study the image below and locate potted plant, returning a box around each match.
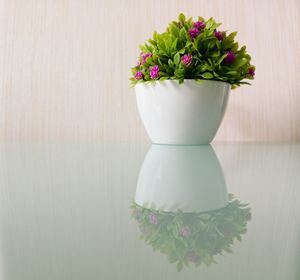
[131,194,251,271]
[130,13,255,144]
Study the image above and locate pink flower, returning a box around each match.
[150,65,159,79]
[142,52,152,64]
[224,51,236,64]
[134,71,143,80]
[188,27,200,40]
[149,212,159,224]
[214,31,223,41]
[181,54,192,65]
[248,67,255,76]
[180,226,190,237]
[194,21,205,31]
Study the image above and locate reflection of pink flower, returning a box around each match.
[150,65,159,79]
[194,21,205,31]
[149,212,159,224]
[248,67,255,76]
[181,54,192,65]
[214,31,223,41]
[188,27,200,39]
[142,52,152,64]
[134,71,143,80]
[224,51,236,64]
[180,226,190,237]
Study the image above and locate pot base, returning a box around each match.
[135,79,230,145]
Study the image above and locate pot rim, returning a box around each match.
[134,79,231,88]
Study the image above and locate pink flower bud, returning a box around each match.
[150,65,159,79]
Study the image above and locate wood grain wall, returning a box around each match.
[0,0,299,142]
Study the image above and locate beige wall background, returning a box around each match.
[0,0,299,142]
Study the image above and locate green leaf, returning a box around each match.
[139,44,147,53]
[178,13,185,24]
[227,31,237,41]
[178,48,185,54]
[233,58,248,68]
[165,38,173,50]
[146,57,154,65]
[195,79,204,85]
[201,72,214,79]
[198,16,205,22]
[198,64,213,72]
[174,68,184,77]
[152,53,158,62]
[216,53,228,65]
[179,28,187,42]
[170,25,179,38]
[174,53,180,66]
[171,38,178,51]
[205,17,214,29]
[159,77,168,81]
[227,70,238,75]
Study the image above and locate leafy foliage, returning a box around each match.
[131,194,251,271]
[130,13,255,89]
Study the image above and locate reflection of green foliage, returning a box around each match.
[131,194,251,271]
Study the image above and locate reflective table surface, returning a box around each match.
[0,143,299,279]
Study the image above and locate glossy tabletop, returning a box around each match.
[0,143,299,279]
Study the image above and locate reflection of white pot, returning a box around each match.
[135,145,228,212]
[135,80,230,145]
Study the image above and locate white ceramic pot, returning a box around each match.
[135,79,230,145]
[134,145,228,213]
